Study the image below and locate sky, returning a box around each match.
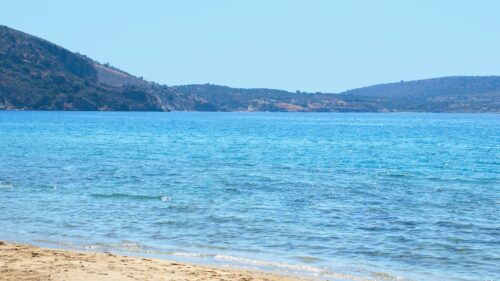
[1,0,500,93]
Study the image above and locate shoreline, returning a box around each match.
[0,241,313,281]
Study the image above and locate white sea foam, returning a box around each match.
[213,254,377,280]
[171,252,207,257]
[0,183,14,189]
[214,254,325,273]
[31,239,401,281]
[83,242,144,252]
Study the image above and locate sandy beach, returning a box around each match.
[0,241,310,281]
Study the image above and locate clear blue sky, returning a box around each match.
[2,0,500,92]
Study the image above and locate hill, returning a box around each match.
[172,84,354,112]
[338,76,500,112]
[0,25,202,111]
[174,76,500,112]
[1,25,499,112]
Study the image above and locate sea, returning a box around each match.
[0,111,498,281]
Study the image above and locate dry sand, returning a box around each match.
[0,241,311,281]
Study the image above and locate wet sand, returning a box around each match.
[0,241,311,281]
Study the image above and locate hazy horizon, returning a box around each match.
[2,0,500,93]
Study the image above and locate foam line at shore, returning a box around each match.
[0,241,313,281]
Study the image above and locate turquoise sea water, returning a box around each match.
[0,111,498,281]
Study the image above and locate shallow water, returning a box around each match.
[0,111,498,280]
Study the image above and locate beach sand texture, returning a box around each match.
[0,242,310,281]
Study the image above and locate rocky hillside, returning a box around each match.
[0,25,202,111]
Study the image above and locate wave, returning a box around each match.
[214,254,326,273]
[30,239,405,281]
[89,193,171,202]
[214,254,409,281]
[0,182,14,189]
[171,252,208,258]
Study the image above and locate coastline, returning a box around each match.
[0,241,312,281]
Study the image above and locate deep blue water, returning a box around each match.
[0,111,498,281]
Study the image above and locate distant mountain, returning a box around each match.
[338,76,500,112]
[1,25,499,112]
[174,76,500,112]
